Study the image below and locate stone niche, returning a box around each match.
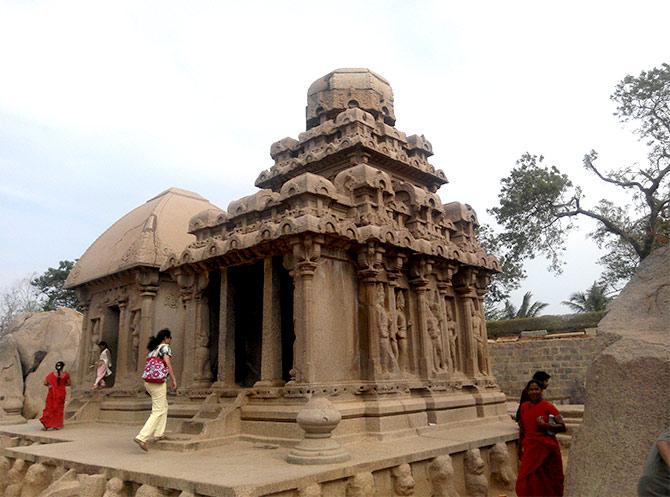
[66,68,511,447]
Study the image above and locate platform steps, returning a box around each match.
[64,392,103,422]
[157,391,249,451]
[556,404,584,449]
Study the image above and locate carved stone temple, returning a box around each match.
[64,69,512,458]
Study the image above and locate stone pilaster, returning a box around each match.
[256,257,283,387]
[357,243,385,381]
[289,236,321,384]
[135,270,159,374]
[176,269,196,388]
[115,297,130,382]
[455,268,478,378]
[409,257,433,379]
[75,303,90,387]
[215,266,235,388]
[192,271,212,388]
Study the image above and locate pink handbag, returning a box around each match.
[142,356,167,383]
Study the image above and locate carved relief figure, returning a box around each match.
[195,298,212,382]
[445,304,459,373]
[470,301,488,375]
[4,459,27,497]
[464,448,488,497]
[391,463,416,496]
[129,310,141,371]
[427,295,445,373]
[346,471,375,497]
[20,463,49,497]
[395,291,410,372]
[377,285,399,373]
[490,442,516,490]
[89,319,101,367]
[428,455,460,497]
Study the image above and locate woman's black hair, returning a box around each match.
[526,379,544,390]
[532,371,551,382]
[55,361,65,384]
[147,328,172,351]
[98,341,108,350]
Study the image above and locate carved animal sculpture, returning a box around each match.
[392,463,416,496]
[0,456,11,493]
[346,471,375,497]
[5,459,28,497]
[464,449,488,497]
[102,477,128,497]
[20,463,50,497]
[135,484,165,497]
[428,455,461,497]
[490,442,516,489]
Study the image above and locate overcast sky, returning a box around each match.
[1,1,668,314]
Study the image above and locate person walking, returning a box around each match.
[92,341,112,389]
[515,371,551,422]
[40,361,71,430]
[516,379,566,497]
[638,427,670,496]
[134,329,177,452]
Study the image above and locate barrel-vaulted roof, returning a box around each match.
[65,188,219,288]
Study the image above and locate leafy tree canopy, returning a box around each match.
[562,281,612,313]
[487,63,670,293]
[487,291,548,321]
[30,260,80,311]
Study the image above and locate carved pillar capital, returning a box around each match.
[356,243,385,281]
[409,257,433,288]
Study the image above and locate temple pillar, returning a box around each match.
[75,300,90,387]
[116,297,130,382]
[357,243,385,381]
[436,264,457,375]
[256,257,283,387]
[215,266,235,388]
[475,270,493,376]
[192,270,212,388]
[409,257,433,379]
[289,236,321,384]
[135,270,159,374]
[176,269,196,389]
[455,268,478,378]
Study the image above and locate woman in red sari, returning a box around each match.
[516,379,566,497]
[40,361,71,430]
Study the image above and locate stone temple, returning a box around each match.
[52,68,516,494]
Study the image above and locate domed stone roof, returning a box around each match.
[306,68,395,129]
[65,188,220,288]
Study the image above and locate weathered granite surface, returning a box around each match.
[565,245,670,497]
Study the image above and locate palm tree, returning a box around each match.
[562,281,612,313]
[499,291,549,319]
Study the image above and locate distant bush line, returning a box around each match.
[486,311,606,339]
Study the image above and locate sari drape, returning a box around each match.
[516,399,564,497]
[40,371,69,429]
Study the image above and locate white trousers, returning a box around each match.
[136,381,168,442]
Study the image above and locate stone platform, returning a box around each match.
[0,418,517,496]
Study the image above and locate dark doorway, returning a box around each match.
[206,270,221,382]
[101,305,120,387]
[230,262,264,387]
[278,257,295,382]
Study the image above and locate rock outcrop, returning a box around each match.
[0,308,82,421]
[565,245,670,497]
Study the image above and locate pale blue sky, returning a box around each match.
[1,1,668,313]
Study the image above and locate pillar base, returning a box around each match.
[287,437,351,465]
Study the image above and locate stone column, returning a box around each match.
[75,303,90,387]
[409,257,433,379]
[289,236,321,384]
[216,266,236,388]
[256,257,283,387]
[455,268,478,378]
[356,244,385,381]
[475,271,492,376]
[436,264,457,375]
[116,298,130,382]
[135,270,159,373]
[192,270,212,388]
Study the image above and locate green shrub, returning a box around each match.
[486,311,606,339]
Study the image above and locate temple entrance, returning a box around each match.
[101,305,120,387]
[230,262,264,387]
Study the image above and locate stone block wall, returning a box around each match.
[489,333,612,404]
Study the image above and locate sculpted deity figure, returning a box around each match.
[194,296,212,382]
[129,310,140,371]
[470,301,488,375]
[376,285,399,373]
[391,463,416,496]
[427,295,445,373]
[445,305,459,373]
[395,291,410,372]
[428,455,461,497]
[464,448,488,497]
[89,319,101,367]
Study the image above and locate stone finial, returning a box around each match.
[102,477,128,497]
[391,463,415,496]
[20,462,50,497]
[428,455,460,497]
[346,472,375,497]
[464,449,488,497]
[286,395,350,465]
[490,442,515,489]
[306,68,395,129]
[297,483,322,497]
